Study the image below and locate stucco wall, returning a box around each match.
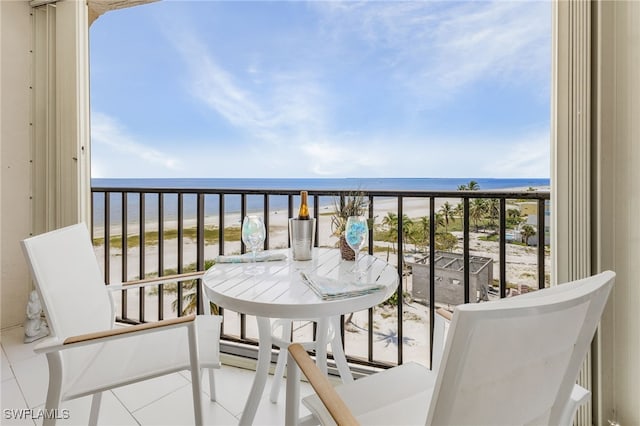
[1,0,33,328]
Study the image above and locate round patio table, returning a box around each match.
[202,247,398,425]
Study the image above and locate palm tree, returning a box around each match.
[467,180,480,191]
[485,198,499,228]
[416,216,430,250]
[382,212,398,253]
[439,202,454,232]
[453,202,464,219]
[400,214,413,249]
[171,259,218,316]
[507,208,521,220]
[520,224,536,245]
[457,180,479,192]
[469,199,486,231]
[507,208,523,227]
[434,212,445,231]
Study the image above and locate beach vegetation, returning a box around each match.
[506,208,524,227]
[382,290,411,307]
[469,199,486,231]
[484,198,500,228]
[330,192,370,237]
[439,202,455,232]
[520,224,536,245]
[378,213,415,252]
[457,180,480,191]
[380,212,399,252]
[92,225,243,249]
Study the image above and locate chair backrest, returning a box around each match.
[426,271,614,426]
[21,223,114,340]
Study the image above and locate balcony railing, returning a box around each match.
[91,185,550,370]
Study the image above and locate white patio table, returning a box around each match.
[202,247,398,425]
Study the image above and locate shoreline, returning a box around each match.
[93,185,548,237]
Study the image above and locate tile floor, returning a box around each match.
[1,325,315,426]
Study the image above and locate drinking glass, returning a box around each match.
[345,215,368,278]
[241,215,266,274]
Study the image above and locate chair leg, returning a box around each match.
[188,322,204,426]
[285,350,301,426]
[208,368,216,402]
[88,393,102,426]
[558,384,590,425]
[43,355,63,426]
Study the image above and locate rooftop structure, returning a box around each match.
[407,251,493,306]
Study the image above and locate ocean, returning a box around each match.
[92,177,549,192]
[91,177,550,226]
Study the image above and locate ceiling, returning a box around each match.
[88,0,157,25]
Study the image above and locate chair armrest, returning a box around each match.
[288,343,359,426]
[107,271,205,291]
[34,314,197,354]
[435,307,453,322]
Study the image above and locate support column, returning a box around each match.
[551,1,592,424]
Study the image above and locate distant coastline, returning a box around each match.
[92,177,550,192]
[91,177,550,228]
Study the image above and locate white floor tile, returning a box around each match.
[10,354,49,408]
[111,372,189,412]
[0,327,40,366]
[1,378,35,426]
[2,347,14,382]
[133,384,237,426]
[29,391,139,426]
[197,365,258,417]
[2,325,325,426]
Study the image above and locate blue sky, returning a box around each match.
[89,0,551,179]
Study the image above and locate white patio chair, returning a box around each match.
[21,223,223,426]
[285,271,614,425]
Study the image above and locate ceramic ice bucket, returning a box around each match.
[289,218,316,261]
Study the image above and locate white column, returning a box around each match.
[32,0,91,235]
[551,1,592,425]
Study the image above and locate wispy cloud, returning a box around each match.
[91,112,183,176]
[171,32,328,145]
[482,129,550,178]
[313,0,550,105]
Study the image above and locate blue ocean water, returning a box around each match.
[91,177,550,227]
[92,177,549,192]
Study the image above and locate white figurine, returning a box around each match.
[24,290,49,343]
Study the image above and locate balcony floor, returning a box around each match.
[1,325,314,425]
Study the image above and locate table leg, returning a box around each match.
[315,318,329,376]
[239,317,272,426]
[330,316,354,383]
[269,320,292,403]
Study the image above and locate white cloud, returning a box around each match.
[313,0,551,105]
[91,112,184,177]
[171,33,328,145]
[481,130,551,178]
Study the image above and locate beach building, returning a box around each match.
[2,1,640,425]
